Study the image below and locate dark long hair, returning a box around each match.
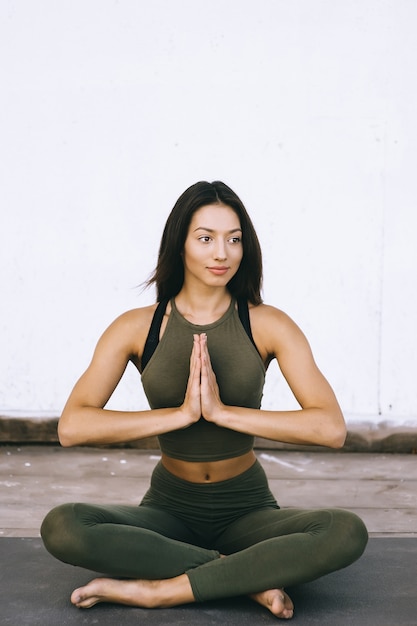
[146,181,263,304]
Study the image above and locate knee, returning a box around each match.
[343,509,368,552]
[331,509,368,565]
[40,503,76,561]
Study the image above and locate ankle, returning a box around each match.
[155,574,195,608]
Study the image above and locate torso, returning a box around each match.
[128,298,280,483]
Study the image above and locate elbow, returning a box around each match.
[313,407,347,449]
[58,435,74,448]
[58,429,75,448]
[326,420,347,449]
[57,416,79,448]
[327,431,346,449]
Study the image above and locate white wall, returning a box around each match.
[1,0,416,427]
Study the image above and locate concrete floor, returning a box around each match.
[1,445,416,538]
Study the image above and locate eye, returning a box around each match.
[229,236,242,244]
[198,235,212,243]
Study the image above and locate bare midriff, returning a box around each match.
[161,450,257,483]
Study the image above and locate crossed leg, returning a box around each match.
[70,561,294,619]
[42,503,367,620]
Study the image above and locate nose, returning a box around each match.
[213,239,227,261]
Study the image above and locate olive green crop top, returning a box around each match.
[141,298,266,462]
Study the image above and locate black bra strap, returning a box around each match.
[237,298,257,350]
[141,299,169,370]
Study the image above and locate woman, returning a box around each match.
[41,181,368,620]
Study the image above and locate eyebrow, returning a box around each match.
[193,227,242,233]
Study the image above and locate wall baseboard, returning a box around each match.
[1,413,417,453]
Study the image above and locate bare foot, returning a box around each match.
[71,574,195,609]
[250,588,294,619]
[71,578,160,609]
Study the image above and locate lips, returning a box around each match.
[207,267,229,275]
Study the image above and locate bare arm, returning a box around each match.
[58,309,201,447]
[200,305,346,449]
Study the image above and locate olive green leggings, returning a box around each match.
[41,460,368,602]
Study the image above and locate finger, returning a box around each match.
[182,336,202,422]
[191,334,202,362]
[199,332,208,359]
[188,335,201,384]
[200,333,214,376]
[199,334,208,373]
[200,336,219,397]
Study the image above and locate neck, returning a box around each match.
[175,287,232,324]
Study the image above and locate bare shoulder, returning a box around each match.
[97,303,159,356]
[249,302,309,360]
[111,304,158,333]
[249,302,301,334]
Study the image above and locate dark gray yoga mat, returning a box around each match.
[0,537,415,625]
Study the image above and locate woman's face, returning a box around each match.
[182,203,243,289]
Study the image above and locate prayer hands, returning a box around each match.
[199,333,224,422]
[182,333,223,425]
